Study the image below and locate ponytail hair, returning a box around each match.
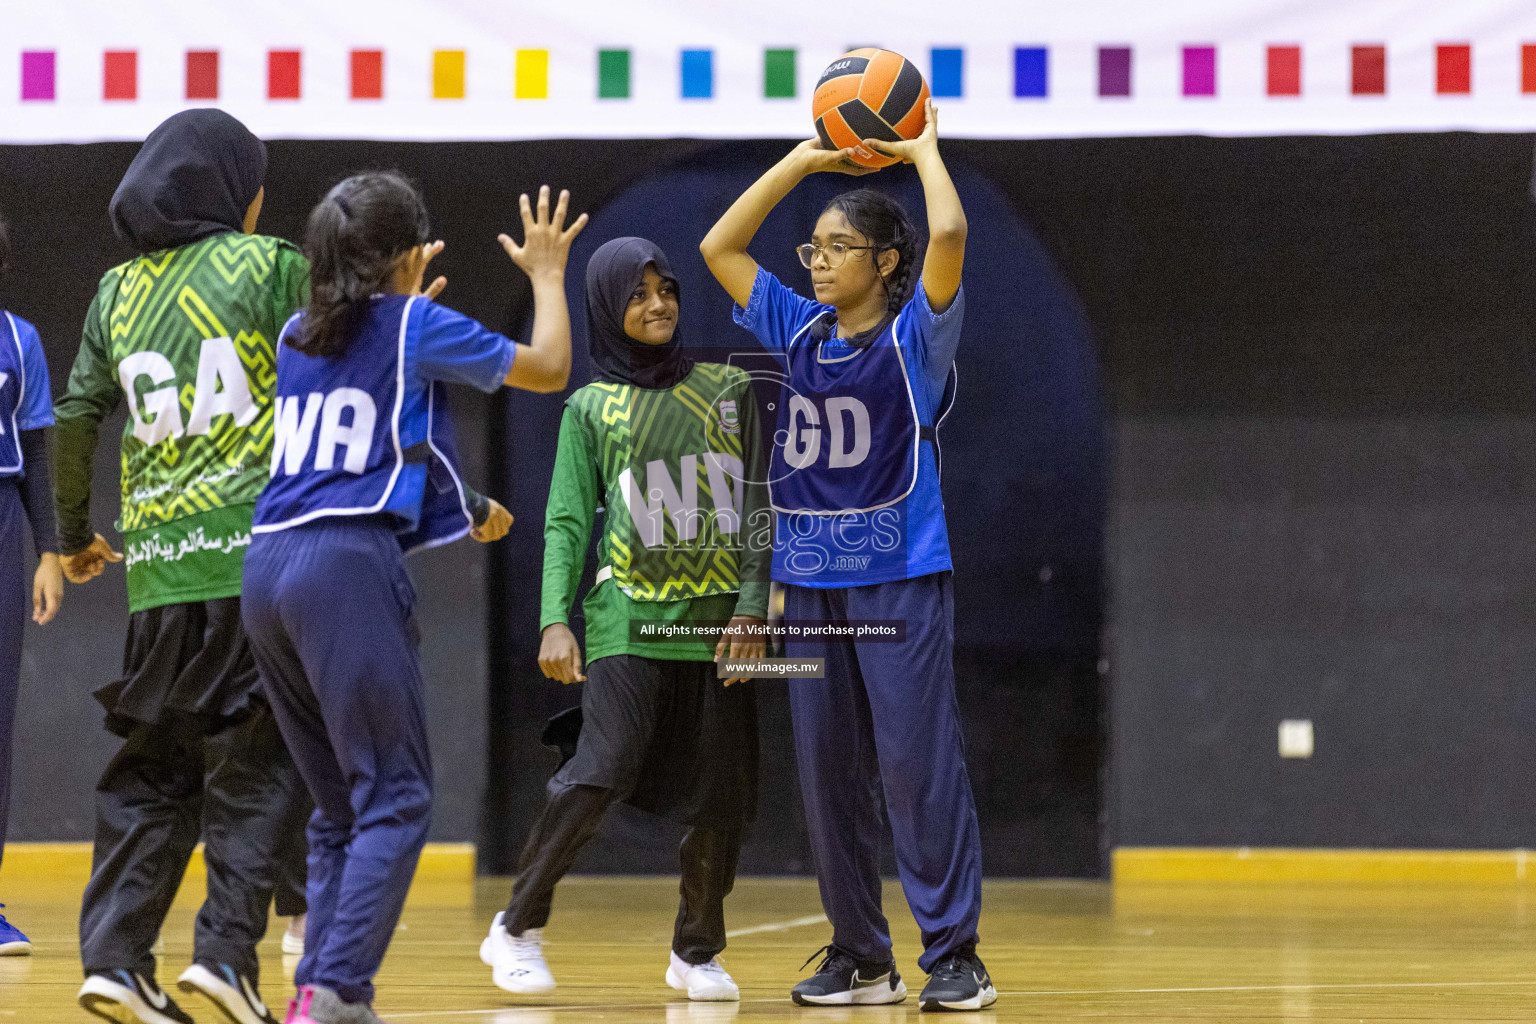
[821,189,923,316]
[294,171,430,358]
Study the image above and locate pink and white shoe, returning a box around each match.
[283,987,312,1024]
[283,984,385,1024]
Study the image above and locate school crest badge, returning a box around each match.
[717,399,740,434]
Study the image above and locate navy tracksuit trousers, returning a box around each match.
[784,570,983,973]
[242,518,432,1007]
[0,482,25,873]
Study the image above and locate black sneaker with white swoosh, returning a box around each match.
[177,962,280,1024]
[918,947,998,1012]
[78,969,196,1024]
[790,944,908,1005]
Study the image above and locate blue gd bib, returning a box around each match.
[768,311,953,515]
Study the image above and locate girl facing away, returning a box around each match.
[56,109,310,1024]
[482,236,767,1002]
[700,102,996,1012]
[241,173,584,1024]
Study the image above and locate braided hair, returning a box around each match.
[822,189,923,316]
[293,171,430,358]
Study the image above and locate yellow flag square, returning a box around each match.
[433,50,465,99]
[515,49,549,99]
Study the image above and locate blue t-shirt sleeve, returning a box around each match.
[413,300,517,393]
[732,267,827,352]
[13,317,54,429]
[896,282,964,408]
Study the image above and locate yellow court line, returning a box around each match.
[0,841,475,885]
[1114,846,1536,883]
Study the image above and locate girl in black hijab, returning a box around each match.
[56,109,309,1024]
[482,238,766,1002]
[583,235,693,389]
[108,108,268,254]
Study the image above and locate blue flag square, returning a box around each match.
[1014,47,1048,97]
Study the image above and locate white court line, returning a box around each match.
[387,977,1536,1019]
[724,913,828,938]
[1001,978,1536,996]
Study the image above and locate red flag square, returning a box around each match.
[1351,45,1385,95]
[103,50,136,101]
[351,49,383,100]
[1436,44,1471,94]
[1522,44,1536,94]
[269,50,301,100]
[1267,45,1301,96]
[186,50,219,100]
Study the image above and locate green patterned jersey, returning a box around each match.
[54,232,309,611]
[541,362,771,660]
[575,362,766,600]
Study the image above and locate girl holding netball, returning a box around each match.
[700,101,995,1012]
[241,173,582,1024]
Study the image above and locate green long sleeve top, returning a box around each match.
[53,234,309,612]
[540,362,771,663]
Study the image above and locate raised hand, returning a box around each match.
[863,98,939,165]
[498,186,589,282]
[61,533,122,585]
[415,240,448,300]
[791,138,879,176]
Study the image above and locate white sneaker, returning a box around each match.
[282,914,306,956]
[666,952,740,1002]
[480,911,556,995]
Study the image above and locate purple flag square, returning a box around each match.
[1184,46,1217,96]
[1099,47,1131,97]
[21,51,55,101]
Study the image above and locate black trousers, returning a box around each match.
[274,790,313,919]
[79,703,307,983]
[506,780,742,963]
[505,655,755,964]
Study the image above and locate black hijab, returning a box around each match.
[585,236,693,390]
[109,109,267,254]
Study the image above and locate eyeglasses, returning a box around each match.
[796,242,877,269]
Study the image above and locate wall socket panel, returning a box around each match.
[1279,719,1314,758]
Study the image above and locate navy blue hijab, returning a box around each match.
[584,236,693,390]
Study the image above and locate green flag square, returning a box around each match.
[765,48,796,98]
[599,49,630,99]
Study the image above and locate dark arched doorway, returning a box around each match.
[487,142,1107,877]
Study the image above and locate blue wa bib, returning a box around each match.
[252,295,474,553]
[769,311,952,515]
[0,313,28,477]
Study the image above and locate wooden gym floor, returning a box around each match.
[6,873,1536,1022]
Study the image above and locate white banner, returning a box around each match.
[1,0,1534,143]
